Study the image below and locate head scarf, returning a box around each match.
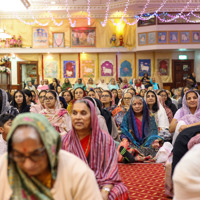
[7,113,61,200]
[177,90,200,124]
[62,99,128,199]
[62,78,72,90]
[97,80,108,90]
[120,96,150,146]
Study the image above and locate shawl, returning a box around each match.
[0,89,18,116]
[73,83,85,90]
[188,134,200,150]
[39,93,71,134]
[30,95,45,113]
[160,98,173,123]
[97,81,108,90]
[37,84,49,92]
[62,100,128,200]
[120,98,150,146]
[7,113,61,200]
[176,90,200,124]
[61,79,72,90]
[108,79,119,90]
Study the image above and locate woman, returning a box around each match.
[119,96,163,162]
[62,99,129,200]
[139,89,146,98]
[178,86,190,109]
[186,72,197,88]
[108,78,119,90]
[25,81,36,91]
[62,78,72,90]
[169,90,200,144]
[0,113,102,200]
[31,90,37,104]
[112,92,133,128]
[101,90,116,112]
[150,77,159,90]
[74,78,86,90]
[56,86,62,96]
[11,90,30,113]
[127,88,136,96]
[111,89,120,105]
[86,78,96,90]
[49,78,60,90]
[134,78,145,94]
[0,89,18,116]
[59,96,68,109]
[145,90,170,140]
[74,87,86,101]
[120,78,129,89]
[87,90,97,99]
[117,89,123,100]
[62,90,73,115]
[94,88,103,99]
[158,90,177,116]
[30,90,47,113]
[141,73,151,89]
[23,89,34,106]
[40,90,71,135]
[97,79,108,90]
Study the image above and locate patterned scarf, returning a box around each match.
[7,113,61,200]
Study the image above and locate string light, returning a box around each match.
[101,0,112,27]
[65,0,76,27]
[87,0,91,25]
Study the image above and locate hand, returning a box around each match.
[101,190,109,200]
[179,125,189,132]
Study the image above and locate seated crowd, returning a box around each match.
[0,73,199,199]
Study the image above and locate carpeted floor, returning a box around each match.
[118,163,169,200]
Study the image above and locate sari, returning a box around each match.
[61,79,72,90]
[62,100,129,200]
[30,95,45,113]
[40,93,71,135]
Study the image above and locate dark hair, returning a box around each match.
[186,90,198,100]
[59,96,68,109]
[146,90,159,112]
[56,86,62,93]
[83,96,95,105]
[6,92,12,103]
[11,90,27,110]
[103,90,112,98]
[22,89,33,98]
[74,99,91,111]
[46,90,57,99]
[53,78,59,84]
[39,90,47,96]
[62,90,73,101]
[0,114,15,127]
[74,87,85,96]
[88,90,95,95]
[128,88,136,95]
[0,90,2,113]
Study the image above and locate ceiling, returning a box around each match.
[0,0,199,19]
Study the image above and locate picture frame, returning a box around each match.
[180,31,190,43]
[53,32,64,48]
[71,27,96,47]
[63,60,76,78]
[157,59,169,75]
[138,59,151,76]
[157,32,167,44]
[138,15,156,27]
[192,31,200,43]
[33,27,48,48]
[169,32,179,43]
[148,32,156,44]
[138,33,147,45]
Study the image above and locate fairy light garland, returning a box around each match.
[65,0,76,27]
[101,0,112,27]
[87,0,91,25]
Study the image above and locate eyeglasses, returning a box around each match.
[39,96,46,99]
[9,147,46,163]
[44,97,55,101]
[124,97,132,100]
[101,95,110,98]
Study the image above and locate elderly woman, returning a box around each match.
[62,99,129,200]
[86,78,96,90]
[169,90,200,144]
[30,90,47,113]
[108,78,119,90]
[61,78,72,90]
[0,113,102,199]
[120,78,129,89]
[39,90,71,135]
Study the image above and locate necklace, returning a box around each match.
[85,135,91,156]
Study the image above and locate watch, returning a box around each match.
[102,187,111,193]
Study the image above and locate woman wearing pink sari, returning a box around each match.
[40,90,71,135]
[62,99,129,200]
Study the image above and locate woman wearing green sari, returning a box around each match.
[0,113,102,200]
[61,78,72,91]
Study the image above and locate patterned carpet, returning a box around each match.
[118,163,169,200]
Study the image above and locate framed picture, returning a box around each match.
[71,27,96,47]
[120,60,132,77]
[192,31,200,43]
[53,32,64,47]
[169,32,179,43]
[138,33,147,45]
[33,27,48,48]
[148,32,156,44]
[180,31,190,43]
[157,59,169,75]
[138,15,156,27]
[63,61,76,78]
[101,61,113,76]
[157,32,167,44]
[139,59,151,76]
[44,61,58,78]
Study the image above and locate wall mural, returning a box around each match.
[81,60,95,78]
[139,59,151,76]
[44,61,58,78]
[101,61,113,76]
[120,60,132,77]
[157,59,169,76]
[63,61,76,78]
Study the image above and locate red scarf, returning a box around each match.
[80,135,91,158]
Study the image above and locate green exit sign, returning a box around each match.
[179,55,188,60]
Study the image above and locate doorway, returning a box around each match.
[17,61,39,90]
[172,60,194,88]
